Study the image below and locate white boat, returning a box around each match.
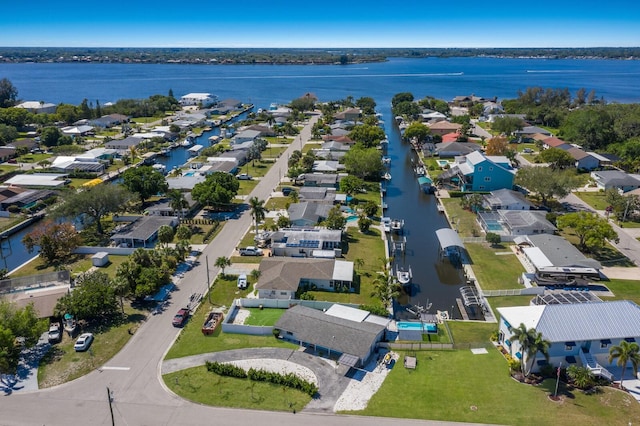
[180,140,192,147]
[437,202,445,213]
[382,156,391,165]
[383,172,392,181]
[152,163,167,174]
[415,167,425,176]
[381,217,391,233]
[391,218,404,233]
[396,265,412,285]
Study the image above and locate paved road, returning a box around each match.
[0,114,490,426]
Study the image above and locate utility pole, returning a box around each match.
[206,255,211,304]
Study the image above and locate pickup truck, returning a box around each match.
[48,322,62,343]
[239,246,263,256]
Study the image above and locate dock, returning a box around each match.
[455,298,470,321]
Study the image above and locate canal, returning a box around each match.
[381,106,473,321]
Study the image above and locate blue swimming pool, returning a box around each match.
[397,321,438,333]
[183,171,196,177]
[484,220,504,232]
[346,215,359,222]
[437,160,450,167]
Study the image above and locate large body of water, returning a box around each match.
[2,57,640,311]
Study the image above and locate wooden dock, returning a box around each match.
[456,298,470,321]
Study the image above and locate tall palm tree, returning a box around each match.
[509,324,550,377]
[214,256,231,276]
[248,197,267,236]
[608,340,640,390]
[509,323,535,375]
[168,189,189,220]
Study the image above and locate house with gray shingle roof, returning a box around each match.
[110,216,179,248]
[483,189,534,211]
[256,257,354,298]
[590,170,640,193]
[275,304,387,367]
[497,301,640,378]
[287,202,332,227]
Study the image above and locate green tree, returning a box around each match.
[248,197,267,236]
[55,185,133,235]
[391,92,414,108]
[215,256,232,276]
[122,166,168,205]
[358,215,372,233]
[509,323,550,377]
[157,225,175,247]
[339,175,365,197]
[608,340,640,390]
[22,221,82,264]
[276,214,291,229]
[361,200,378,217]
[191,171,240,209]
[0,301,47,374]
[55,103,80,124]
[537,147,574,170]
[0,78,18,108]
[0,124,18,144]
[392,101,421,119]
[175,224,192,241]
[559,106,615,150]
[168,189,189,220]
[485,232,501,247]
[371,259,400,310]
[355,97,376,115]
[40,126,63,147]
[343,145,383,180]
[323,206,347,230]
[485,136,510,156]
[348,124,386,148]
[515,167,580,206]
[289,96,315,112]
[54,271,118,321]
[604,188,640,222]
[403,122,431,142]
[556,211,618,252]
[491,116,525,136]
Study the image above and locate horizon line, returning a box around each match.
[2,45,640,50]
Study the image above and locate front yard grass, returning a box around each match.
[600,278,640,305]
[349,349,640,425]
[244,307,286,326]
[575,191,609,210]
[465,243,526,291]
[164,366,311,412]
[38,305,147,388]
[441,198,480,237]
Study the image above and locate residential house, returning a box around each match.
[419,110,447,123]
[270,228,342,257]
[16,101,56,114]
[478,210,556,241]
[0,146,16,162]
[110,216,179,248]
[298,187,337,204]
[497,301,640,378]
[50,156,105,174]
[7,139,38,153]
[296,173,340,188]
[179,93,218,107]
[105,136,144,152]
[232,129,261,145]
[483,189,534,211]
[4,173,69,188]
[451,95,487,106]
[218,98,242,109]
[1,271,72,318]
[322,135,354,145]
[590,170,640,193]
[312,160,345,173]
[514,126,553,139]
[0,189,55,211]
[166,174,207,190]
[88,114,129,128]
[146,193,198,218]
[275,304,388,368]
[542,137,570,150]
[438,151,516,192]
[287,202,332,227]
[61,125,94,137]
[441,132,461,143]
[428,121,463,137]
[241,124,275,137]
[567,147,600,171]
[435,141,482,158]
[333,108,362,122]
[516,234,602,274]
[256,257,354,298]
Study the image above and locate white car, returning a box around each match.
[237,274,248,290]
[237,173,253,180]
[74,333,94,352]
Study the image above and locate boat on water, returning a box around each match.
[396,265,413,285]
[437,202,445,213]
[180,140,192,147]
[382,156,391,165]
[415,166,425,176]
[418,176,434,194]
[383,172,392,181]
[391,218,404,233]
[381,217,391,233]
[152,163,167,174]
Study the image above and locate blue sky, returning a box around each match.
[2,1,639,48]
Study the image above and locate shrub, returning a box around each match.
[247,368,318,396]
[205,361,247,378]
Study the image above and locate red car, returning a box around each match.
[172,308,190,327]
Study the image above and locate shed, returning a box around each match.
[91,252,110,267]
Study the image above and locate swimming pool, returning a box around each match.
[484,220,504,232]
[183,171,196,177]
[397,321,438,333]
[346,215,359,222]
[437,160,450,167]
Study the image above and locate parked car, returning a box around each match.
[47,322,62,344]
[239,246,263,256]
[237,173,253,180]
[172,308,190,327]
[74,333,94,352]
[522,148,534,153]
[237,274,248,290]
[281,187,295,196]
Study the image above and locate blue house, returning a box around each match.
[497,301,640,381]
[441,151,515,192]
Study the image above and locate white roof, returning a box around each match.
[325,304,369,323]
[17,101,56,109]
[522,247,553,268]
[332,260,354,282]
[132,132,166,139]
[5,174,67,187]
[497,305,546,330]
[181,93,213,100]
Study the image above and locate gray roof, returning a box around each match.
[435,141,482,156]
[111,216,177,242]
[524,234,602,269]
[499,210,556,232]
[435,228,465,250]
[288,202,332,224]
[299,187,336,202]
[275,304,385,362]
[257,257,338,291]
[593,170,640,187]
[501,301,640,343]
[484,189,533,208]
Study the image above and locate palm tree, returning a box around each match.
[371,258,400,309]
[157,225,174,247]
[566,365,595,390]
[214,256,232,276]
[509,324,550,377]
[248,197,267,236]
[527,331,551,376]
[608,340,640,390]
[168,189,189,220]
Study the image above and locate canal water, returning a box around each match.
[381,106,472,321]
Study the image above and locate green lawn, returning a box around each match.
[600,278,640,305]
[0,215,27,233]
[164,366,311,412]
[465,243,526,290]
[441,198,480,237]
[38,306,147,388]
[237,179,259,196]
[349,349,640,425]
[265,196,291,211]
[244,307,286,326]
[575,191,609,210]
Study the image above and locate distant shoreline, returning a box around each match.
[0,47,638,65]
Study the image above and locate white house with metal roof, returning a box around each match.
[179,93,218,107]
[497,301,640,380]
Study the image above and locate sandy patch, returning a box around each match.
[333,351,398,412]
[226,359,317,385]
[233,308,250,324]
